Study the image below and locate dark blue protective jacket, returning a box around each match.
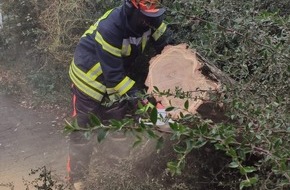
[69,5,169,102]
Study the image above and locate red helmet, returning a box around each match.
[130,0,165,17]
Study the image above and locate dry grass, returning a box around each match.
[38,0,91,62]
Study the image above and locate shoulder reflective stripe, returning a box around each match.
[82,9,114,37]
[71,62,106,93]
[95,32,122,57]
[82,22,99,37]
[141,29,151,52]
[87,62,102,80]
[115,76,135,95]
[69,65,103,101]
[152,22,167,41]
[121,39,131,56]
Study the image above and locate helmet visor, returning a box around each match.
[139,0,165,17]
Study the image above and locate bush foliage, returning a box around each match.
[1,0,289,189]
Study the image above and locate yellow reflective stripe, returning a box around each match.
[69,65,103,101]
[121,39,131,56]
[107,87,117,94]
[82,9,114,37]
[152,22,167,41]
[142,36,147,52]
[95,32,122,57]
[107,88,120,101]
[142,29,151,52]
[109,93,120,101]
[115,76,135,96]
[71,62,106,93]
[87,62,102,80]
[82,22,98,37]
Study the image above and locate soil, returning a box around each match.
[0,47,70,190]
[0,94,68,190]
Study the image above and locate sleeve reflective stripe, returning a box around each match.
[71,61,106,93]
[141,29,151,52]
[87,62,102,80]
[152,22,167,41]
[107,88,120,101]
[82,9,114,37]
[69,65,104,101]
[142,37,147,52]
[114,76,135,96]
[109,94,120,101]
[107,87,117,94]
[95,31,122,57]
[121,39,131,56]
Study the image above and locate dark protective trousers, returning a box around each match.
[67,85,129,182]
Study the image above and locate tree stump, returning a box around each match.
[145,44,232,118]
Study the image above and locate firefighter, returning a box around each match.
[68,0,172,189]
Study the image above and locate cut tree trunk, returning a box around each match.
[145,44,234,118]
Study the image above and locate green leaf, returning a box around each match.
[273,138,282,149]
[239,180,250,189]
[167,161,181,175]
[150,107,158,124]
[249,176,258,184]
[147,129,157,138]
[174,145,186,154]
[228,161,239,168]
[280,160,287,171]
[184,99,189,110]
[71,119,80,129]
[64,122,76,133]
[239,166,256,175]
[139,121,146,129]
[226,148,237,158]
[165,106,175,112]
[84,131,92,140]
[239,177,258,189]
[214,143,226,151]
[97,128,108,142]
[179,111,184,118]
[89,114,101,127]
[169,122,179,131]
[133,139,142,148]
[243,166,256,173]
[153,86,159,92]
[156,136,164,152]
[224,136,236,145]
[192,139,207,149]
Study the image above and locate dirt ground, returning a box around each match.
[0,47,71,189]
[0,93,68,189]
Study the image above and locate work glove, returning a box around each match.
[126,88,143,111]
[101,101,129,122]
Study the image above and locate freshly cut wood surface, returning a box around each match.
[145,44,220,118]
